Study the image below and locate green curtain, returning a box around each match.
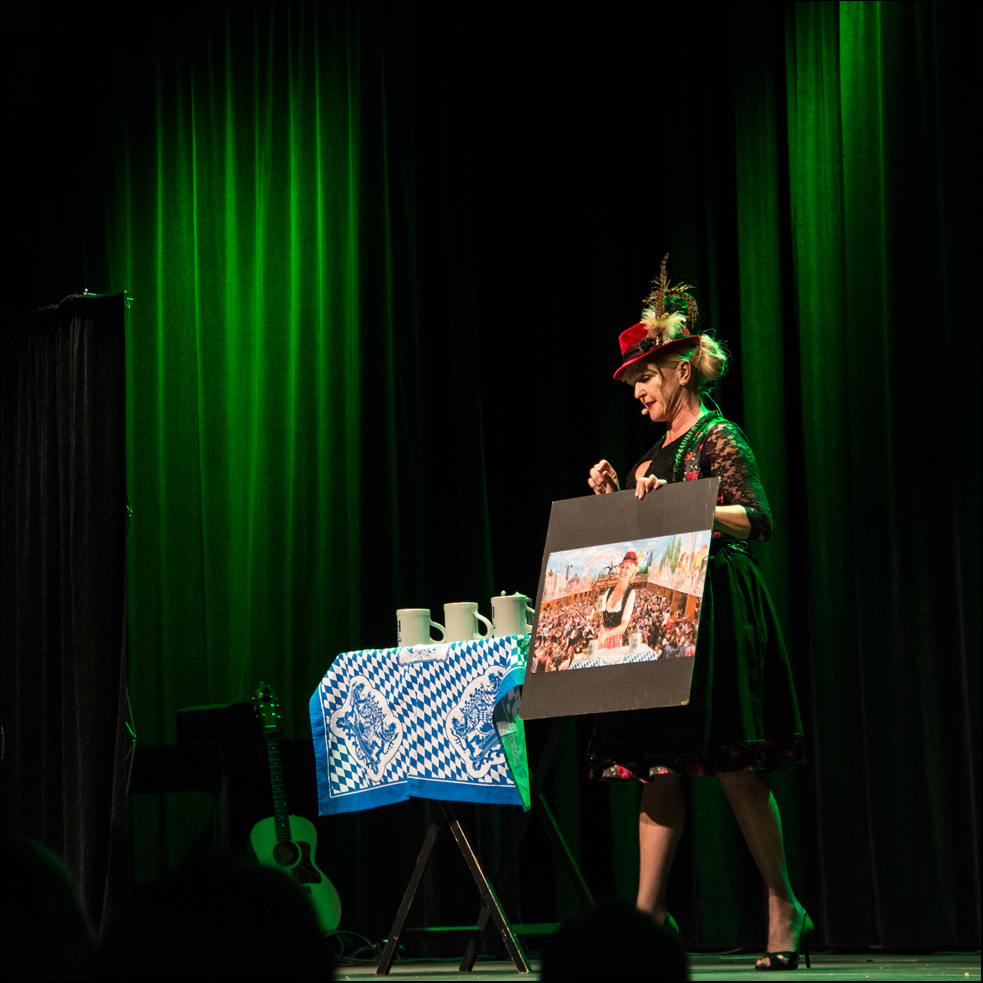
[107,1,503,920]
[112,1,381,746]
[111,0,499,745]
[736,0,979,946]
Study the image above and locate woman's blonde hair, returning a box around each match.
[623,335,727,394]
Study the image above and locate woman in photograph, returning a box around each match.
[586,257,810,971]
[593,552,639,650]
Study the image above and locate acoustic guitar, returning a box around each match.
[250,682,342,932]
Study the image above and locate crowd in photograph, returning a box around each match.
[633,589,700,661]
[531,597,598,672]
[531,587,701,672]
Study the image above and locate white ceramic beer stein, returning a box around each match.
[491,592,535,637]
[443,602,493,643]
[397,608,445,647]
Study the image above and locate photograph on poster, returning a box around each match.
[529,530,712,674]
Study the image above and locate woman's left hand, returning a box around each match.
[635,476,668,499]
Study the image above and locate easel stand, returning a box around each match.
[376,718,593,976]
[376,800,529,975]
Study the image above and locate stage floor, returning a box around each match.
[336,952,981,981]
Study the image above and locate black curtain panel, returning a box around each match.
[1,294,130,934]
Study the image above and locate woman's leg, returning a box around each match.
[637,774,685,924]
[716,770,808,961]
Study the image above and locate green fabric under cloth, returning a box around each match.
[494,638,531,811]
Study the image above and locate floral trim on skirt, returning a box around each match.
[590,732,806,781]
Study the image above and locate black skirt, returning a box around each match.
[587,546,805,779]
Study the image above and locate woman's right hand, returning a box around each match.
[589,459,620,495]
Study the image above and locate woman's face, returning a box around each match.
[618,562,636,584]
[632,363,680,421]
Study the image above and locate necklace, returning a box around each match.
[671,408,721,481]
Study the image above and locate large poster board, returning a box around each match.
[520,478,718,719]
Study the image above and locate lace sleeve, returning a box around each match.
[703,422,773,542]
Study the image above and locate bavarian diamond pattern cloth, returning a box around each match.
[310,636,528,815]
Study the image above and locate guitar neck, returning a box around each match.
[263,730,291,843]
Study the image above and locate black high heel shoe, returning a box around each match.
[755,911,813,971]
[659,912,681,940]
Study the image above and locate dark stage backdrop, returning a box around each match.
[2,0,978,952]
[0,294,130,933]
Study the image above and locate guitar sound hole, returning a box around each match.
[273,841,300,867]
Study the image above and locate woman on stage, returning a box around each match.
[587,257,811,971]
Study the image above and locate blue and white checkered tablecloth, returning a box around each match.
[310,636,528,815]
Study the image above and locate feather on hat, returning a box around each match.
[613,254,701,380]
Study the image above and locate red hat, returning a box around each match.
[613,254,700,381]
[621,551,640,564]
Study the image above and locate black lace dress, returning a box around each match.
[587,412,805,779]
